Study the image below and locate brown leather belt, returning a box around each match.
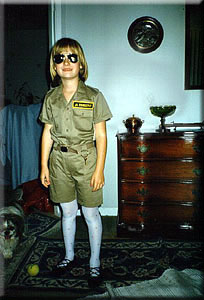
[54,142,94,154]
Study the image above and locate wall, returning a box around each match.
[51,3,203,215]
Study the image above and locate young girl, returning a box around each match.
[39,38,112,288]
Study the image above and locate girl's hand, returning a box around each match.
[90,171,105,192]
[40,166,50,188]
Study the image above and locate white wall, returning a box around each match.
[50,3,203,215]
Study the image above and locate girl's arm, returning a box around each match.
[40,123,53,188]
[90,120,107,191]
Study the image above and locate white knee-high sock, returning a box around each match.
[82,206,102,268]
[60,200,78,261]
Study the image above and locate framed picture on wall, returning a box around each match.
[185,3,204,90]
[127,16,164,54]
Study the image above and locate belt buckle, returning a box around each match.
[60,146,68,152]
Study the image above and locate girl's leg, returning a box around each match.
[60,200,78,261]
[81,206,102,269]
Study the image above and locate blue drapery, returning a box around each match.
[0,104,43,189]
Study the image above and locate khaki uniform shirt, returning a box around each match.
[39,80,112,146]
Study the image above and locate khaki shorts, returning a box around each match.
[49,146,103,207]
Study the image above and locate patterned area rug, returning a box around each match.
[25,212,60,237]
[3,213,204,299]
[5,238,204,293]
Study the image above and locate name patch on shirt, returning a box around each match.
[73,101,94,110]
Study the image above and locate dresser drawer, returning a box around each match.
[121,160,202,180]
[119,202,197,225]
[120,182,202,203]
[117,132,204,239]
[119,135,204,159]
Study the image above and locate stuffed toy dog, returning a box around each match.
[0,188,25,259]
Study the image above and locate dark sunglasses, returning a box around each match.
[53,53,78,64]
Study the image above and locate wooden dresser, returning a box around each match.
[116,131,204,240]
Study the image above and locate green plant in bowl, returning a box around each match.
[150,105,176,117]
[150,105,176,132]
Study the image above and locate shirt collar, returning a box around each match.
[73,80,88,100]
[53,80,87,102]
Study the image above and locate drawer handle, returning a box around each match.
[138,209,149,218]
[137,144,150,153]
[137,167,149,176]
[193,145,201,153]
[137,187,148,196]
[193,168,202,176]
[192,189,201,197]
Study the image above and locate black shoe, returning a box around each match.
[51,258,75,276]
[88,267,102,289]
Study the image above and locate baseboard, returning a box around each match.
[54,206,117,217]
[99,207,118,216]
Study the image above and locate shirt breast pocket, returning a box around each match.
[73,109,93,131]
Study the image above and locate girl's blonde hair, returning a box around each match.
[50,38,88,85]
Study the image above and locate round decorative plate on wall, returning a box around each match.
[128,16,164,53]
